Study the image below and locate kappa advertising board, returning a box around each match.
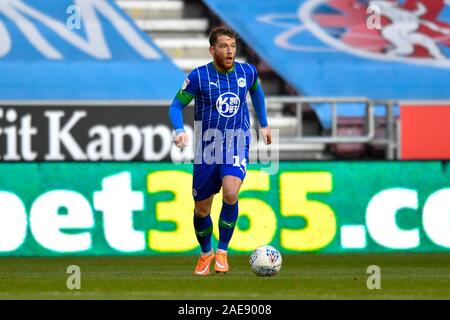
[0,105,194,162]
[0,162,449,256]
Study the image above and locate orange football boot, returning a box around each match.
[193,250,215,276]
[214,251,229,273]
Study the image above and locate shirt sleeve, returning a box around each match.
[169,69,202,133]
[248,64,268,127]
[175,69,200,105]
[250,82,268,128]
[249,64,259,92]
[168,97,188,133]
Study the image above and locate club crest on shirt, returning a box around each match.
[238,77,247,88]
[216,92,241,117]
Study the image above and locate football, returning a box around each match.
[249,245,282,277]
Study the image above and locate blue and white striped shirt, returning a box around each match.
[171,61,267,162]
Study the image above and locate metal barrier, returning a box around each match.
[248,97,398,160]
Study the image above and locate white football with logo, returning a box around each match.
[249,245,282,277]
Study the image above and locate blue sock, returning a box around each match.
[218,201,238,251]
[193,213,213,254]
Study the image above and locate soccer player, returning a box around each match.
[168,27,271,276]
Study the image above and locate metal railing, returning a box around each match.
[248,97,399,160]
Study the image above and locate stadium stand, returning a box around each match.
[115,0,450,160]
[117,0,331,160]
[0,0,184,100]
[117,0,247,73]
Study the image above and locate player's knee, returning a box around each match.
[194,205,211,218]
[222,191,238,205]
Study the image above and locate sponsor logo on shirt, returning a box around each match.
[215,92,241,117]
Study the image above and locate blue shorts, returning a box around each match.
[192,156,248,201]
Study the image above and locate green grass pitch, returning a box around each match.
[0,253,449,299]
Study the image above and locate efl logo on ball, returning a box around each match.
[249,245,282,277]
[216,92,240,117]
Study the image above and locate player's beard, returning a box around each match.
[215,55,234,71]
[223,56,234,70]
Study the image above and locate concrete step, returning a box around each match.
[148,31,209,39]
[267,116,298,129]
[251,141,325,152]
[117,0,184,19]
[153,37,210,58]
[249,115,299,136]
[174,58,248,73]
[135,18,209,32]
[249,141,328,160]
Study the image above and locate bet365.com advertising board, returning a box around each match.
[0,162,449,256]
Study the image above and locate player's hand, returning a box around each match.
[261,126,272,145]
[174,132,188,148]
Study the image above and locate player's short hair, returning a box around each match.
[209,27,238,46]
